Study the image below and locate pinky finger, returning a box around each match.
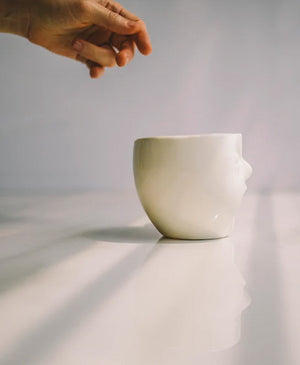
[90,66,105,79]
[86,60,105,79]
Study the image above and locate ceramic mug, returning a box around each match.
[133,134,252,240]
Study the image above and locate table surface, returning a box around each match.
[0,190,299,365]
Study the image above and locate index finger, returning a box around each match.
[87,2,140,35]
[104,0,152,53]
[134,22,152,55]
[99,0,140,21]
[92,1,152,54]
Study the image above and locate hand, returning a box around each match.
[1,0,152,78]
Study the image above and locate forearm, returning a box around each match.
[0,0,30,37]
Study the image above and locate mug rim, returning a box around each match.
[135,133,241,142]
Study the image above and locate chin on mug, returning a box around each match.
[133,134,252,240]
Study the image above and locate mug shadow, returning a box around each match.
[77,224,162,244]
[77,224,222,245]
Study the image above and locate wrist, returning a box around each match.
[0,0,30,38]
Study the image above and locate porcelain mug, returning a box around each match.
[133,134,252,239]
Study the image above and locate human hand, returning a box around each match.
[0,0,152,78]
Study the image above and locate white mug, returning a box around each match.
[133,134,252,239]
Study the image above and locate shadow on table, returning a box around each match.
[77,224,225,245]
[0,240,156,365]
[0,221,252,365]
[0,212,26,225]
[0,234,100,295]
[0,223,159,295]
[78,223,161,244]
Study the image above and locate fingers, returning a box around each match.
[116,39,135,66]
[73,0,152,78]
[134,24,152,55]
[88,2,140,35]
[76,54,104,79]
[98,0,140,21]
[86,2,152,55]
[110,21,152,56]
[86,60,105,79]
[73,39,116,67]
[110,35,135,67]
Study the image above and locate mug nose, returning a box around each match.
[242,159,253,181]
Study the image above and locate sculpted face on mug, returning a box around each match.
[133,134,252,240]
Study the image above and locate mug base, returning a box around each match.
[159,231,230,241]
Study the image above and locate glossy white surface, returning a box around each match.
[0,191,299,365]
[134,134,252,239]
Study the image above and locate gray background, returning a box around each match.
[0,0,299,192]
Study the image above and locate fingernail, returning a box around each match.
[73,40,83,52]
[127,20,137,28]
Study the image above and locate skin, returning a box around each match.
[0,0,152,78]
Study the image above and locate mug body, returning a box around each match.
[133,134,252,239]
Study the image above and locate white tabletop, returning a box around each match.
[0,191,299,365]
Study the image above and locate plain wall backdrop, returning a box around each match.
[0,0,299,192]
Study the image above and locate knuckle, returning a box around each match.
[107,10,119,22]
[117,6,125,15]
[75,0,90,17]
